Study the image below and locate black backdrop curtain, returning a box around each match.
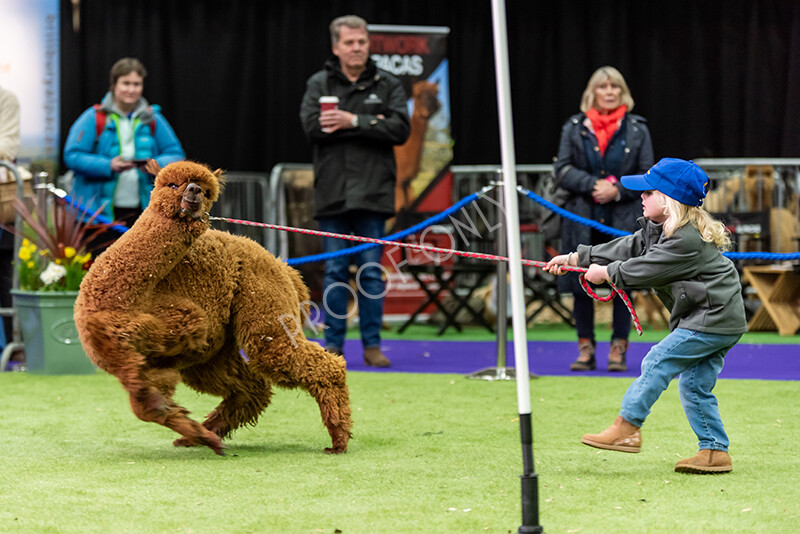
[60,0,800,174]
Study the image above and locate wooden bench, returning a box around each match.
[742,265,800,336]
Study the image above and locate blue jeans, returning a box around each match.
[318,213,387,352]
[619,328,741,452]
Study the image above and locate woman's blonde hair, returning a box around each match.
[579,66,635,112]
[656,191,732,251]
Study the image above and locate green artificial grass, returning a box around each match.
[1,371,799,533]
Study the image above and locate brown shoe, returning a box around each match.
[608,338,628,372]
[581,416,641,453]
[674,449,732,474]
[570,338,596,371]
[363,347,391,368]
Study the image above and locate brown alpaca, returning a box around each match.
[394,80,441,212]
[74,160,351,455]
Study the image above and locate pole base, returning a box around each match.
[465,366,537,380]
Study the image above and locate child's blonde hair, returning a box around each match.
[656,191,732,251]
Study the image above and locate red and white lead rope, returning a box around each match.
[210,216,643,335]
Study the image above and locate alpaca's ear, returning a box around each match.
[212,168,226,187]
[144,159,161,176]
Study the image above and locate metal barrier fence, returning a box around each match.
[209,172,272,248]
[693,158,800,253]
[266,163,556,258]
[266,160,800,259]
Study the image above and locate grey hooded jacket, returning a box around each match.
[576,217,747,335]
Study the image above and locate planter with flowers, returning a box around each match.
[7,193,115,374]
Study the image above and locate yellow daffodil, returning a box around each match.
[27,261,34,268]
[75,252,92,264]
[19,248,31,261]
[64,246,76,258]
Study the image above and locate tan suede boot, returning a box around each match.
[581,416,641,453]
[674,449,732,474]
[570,338,596,371]
[363,347,391,368]
[608,338,629,372]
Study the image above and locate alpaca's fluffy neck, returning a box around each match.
[80,208,204,310]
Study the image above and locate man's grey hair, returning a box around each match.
[329,15,368,46]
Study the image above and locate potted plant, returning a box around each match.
[5,193,116,374]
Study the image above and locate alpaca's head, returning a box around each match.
[145,160,225,222]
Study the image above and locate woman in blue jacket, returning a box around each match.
[64,58,185,224]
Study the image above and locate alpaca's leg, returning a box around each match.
[247,336,352,454]
[128,382,225,455]
[80,312,224,455]
[132,367,225,455]
[230,266,352,453]
[301,347,353,454]
[176,345,274,446]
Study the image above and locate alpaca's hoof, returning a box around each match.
[199,435,226,456]
[324,426,350,454]
[173,435,225,455]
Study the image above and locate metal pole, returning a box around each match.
[495,183,509,369]
[466,177,512,380]
[489,0,543,532]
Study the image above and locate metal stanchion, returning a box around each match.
[466,180,535,381]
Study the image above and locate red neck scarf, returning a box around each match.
[585,105,627,155]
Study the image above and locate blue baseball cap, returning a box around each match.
[621,158,709,206]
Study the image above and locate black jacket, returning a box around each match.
[554,112,653,294]
[554,112,654,252]
[299,57,410,219]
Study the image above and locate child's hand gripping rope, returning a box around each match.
[544,253,642,335]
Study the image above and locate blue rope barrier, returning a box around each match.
[724,251,800,260]
[516,184,800,260]
[287,185,496,266]
[516,185,630,238]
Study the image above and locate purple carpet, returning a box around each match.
[333,339,799,381]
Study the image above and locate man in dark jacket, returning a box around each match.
[299,15,410,367]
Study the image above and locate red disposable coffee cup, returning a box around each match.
[319,96,339,132]
[319,96,339,112]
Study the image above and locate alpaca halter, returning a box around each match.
[180,209,211,222]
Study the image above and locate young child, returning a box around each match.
[545,157,747,474]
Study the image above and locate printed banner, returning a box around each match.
[0,0,60,172]
[368,25,453,215]
[368,25,455,318]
